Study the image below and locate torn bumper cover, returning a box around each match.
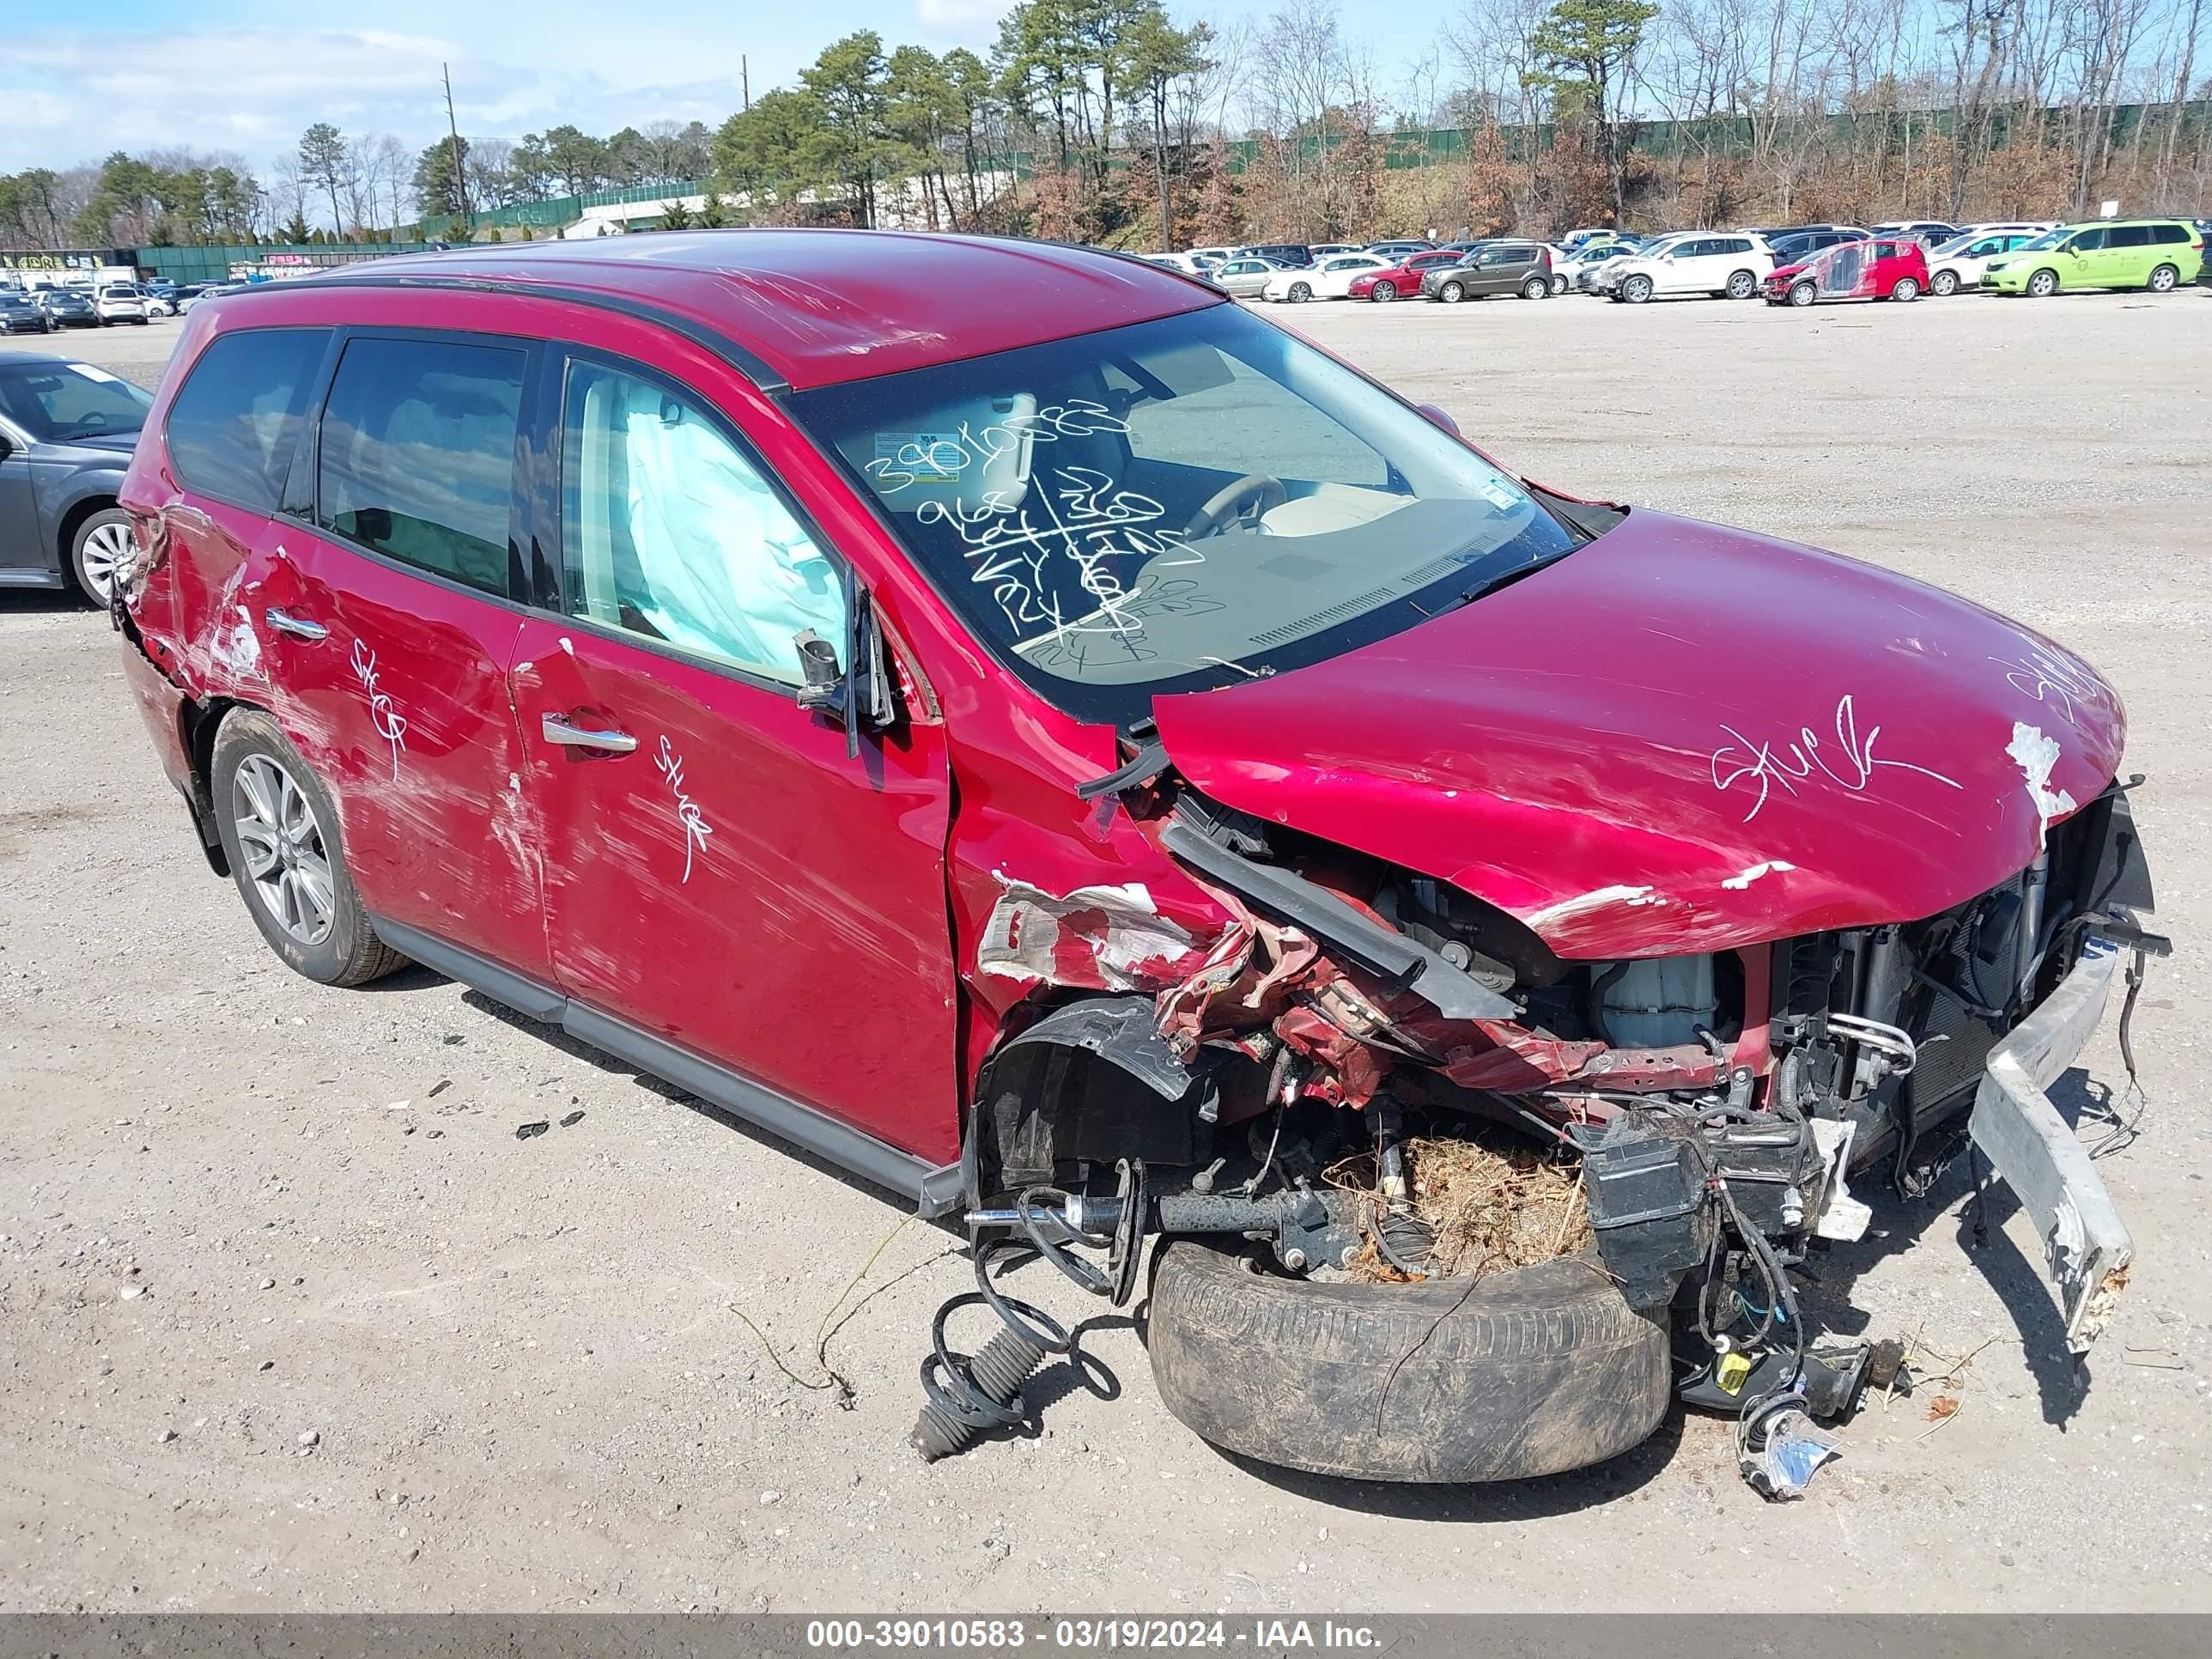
[1968,933,2136,1355]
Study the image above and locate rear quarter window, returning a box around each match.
[165,328,331,514]
[2152,223,2189,245]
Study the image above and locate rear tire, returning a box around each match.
[1890,276,1921,301]
[1931,269,1959,296]
[210,710,410,988]
[1522,275,1549,300]
[1725,269,1756,299]
[1147,1243,1670,1482]
[2148,263,2179,293]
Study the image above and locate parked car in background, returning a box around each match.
[1364,239,1436,259]
[1309,243,1363,258]
[1765,237,1929,306]
[0,292,58,334]
[1234,243,1314,267]
[0,353,150,601]
[1923,228,2042,295]
[1425,242,1554,302]
[178,283,240,313]
[1142,252,1217,277]
[141,289,179,317]
[1984,220,2205,296]
[1870,221,1963,244]
[1185,246,1234,265]
[1580,232,1697,293]
[37,289,100,329]
[94,285,152,326]
[1261,253,1394,303]
[1347,248,1468,301]
[1208,255,1292,297]
[1554,236,1643,293]
[1762,228,1869,266]
[1609,233,1774,302]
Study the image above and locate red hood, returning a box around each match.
[1151,510,2124,957]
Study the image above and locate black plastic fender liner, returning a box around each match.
[1146,1242,1670,1482]
[997,995,1194,1099]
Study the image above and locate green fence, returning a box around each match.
[131,242,428,283]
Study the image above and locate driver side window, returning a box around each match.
[559,359,845,685]
[1121,351,1387,487]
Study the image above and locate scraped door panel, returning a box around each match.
[513,620,960,1162]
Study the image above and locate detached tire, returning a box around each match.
[1146,1242,1669,1483]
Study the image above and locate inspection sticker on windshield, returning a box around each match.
[70,364,123,384]
[875,431,967,485]
[1479,476,1521,511]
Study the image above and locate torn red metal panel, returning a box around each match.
[977,877,1227,992]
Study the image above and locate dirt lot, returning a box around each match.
[3,289,2209,1613]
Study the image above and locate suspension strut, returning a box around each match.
[909,1160,1150,1463]
[909,1164,1352,1460]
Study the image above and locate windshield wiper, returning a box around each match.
[1441,550,1571,613]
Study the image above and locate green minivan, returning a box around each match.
[1984,218,2205,296]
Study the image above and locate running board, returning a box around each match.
[368,915,963,1218]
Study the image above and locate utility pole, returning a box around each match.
[742,55,750,112]
[443,62,472,234]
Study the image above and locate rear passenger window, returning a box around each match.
[166,329,328,514]
[2152,223,2187,245]
[559,359,845,685]
[316,336,524,598]
[2108,225,2151,248]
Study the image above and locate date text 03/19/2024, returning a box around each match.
[803,1620,1383,1650]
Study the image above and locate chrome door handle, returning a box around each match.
[264,608,327,641]
[540,713,637,754]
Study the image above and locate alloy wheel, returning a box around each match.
[232,755,337,947]
[1727,270,1756,299]
[2148,264,2178,293]
[75,518,134,603]
[1371,283,1395,302]
[1932,270,1957,295]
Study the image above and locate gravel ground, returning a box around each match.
[3,288,2209,1614]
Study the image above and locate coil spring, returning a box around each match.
[909,1161,1145,1463]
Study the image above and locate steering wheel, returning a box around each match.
[1183,473,1287,540]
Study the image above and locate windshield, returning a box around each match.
[0,360,152,441]
[2016,227,2069,252]
[787,303,1580,726]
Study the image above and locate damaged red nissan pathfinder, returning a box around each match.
[111,232,2161,1493]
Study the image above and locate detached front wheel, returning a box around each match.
[1146,1242,1668,1482]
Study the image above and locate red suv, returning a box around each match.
[1765,237,1930,306]
[112,232,2154,1486]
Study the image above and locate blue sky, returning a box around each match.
[2,2,1440,178]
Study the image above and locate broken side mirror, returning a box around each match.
[793,568,899,758]
[794,629,844,714]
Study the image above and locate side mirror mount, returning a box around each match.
[793,629,843,715]
[794,570,898,758]
[1416,403,1462,438]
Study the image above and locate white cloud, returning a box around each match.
[915,0,1015,41]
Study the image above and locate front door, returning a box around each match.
[259,326,552,981]
[514,348,960,1164]
[2060,226,2109,288]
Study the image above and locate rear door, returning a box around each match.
[259,326,552,981]
[511,343,961,1164]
